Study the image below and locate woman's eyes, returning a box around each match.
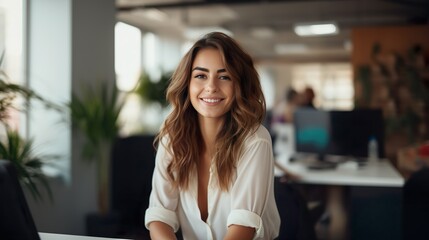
[194,74,206,79]
[193,73,231,81]
[219,75,231,81]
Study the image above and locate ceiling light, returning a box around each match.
[294,22,338,36]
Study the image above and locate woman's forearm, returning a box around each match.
[224,224,255,240]
[148,221,177,240]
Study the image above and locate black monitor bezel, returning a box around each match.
[0,159,41,240]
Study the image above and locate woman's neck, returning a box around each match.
[198,117,224,156]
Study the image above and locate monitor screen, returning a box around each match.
[293,108,384,159]
[0,160,41,240]
[293,108,332,156]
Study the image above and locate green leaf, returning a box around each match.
[0,128,56,202]
[67,81,124,162]
[134,72,171,106]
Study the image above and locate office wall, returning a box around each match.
[25,0,115,235]
[351,25,429,68]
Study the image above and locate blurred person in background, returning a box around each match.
[271,87,302,126]
[302,86,315,109]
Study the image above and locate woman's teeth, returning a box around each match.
[202,98,221,103]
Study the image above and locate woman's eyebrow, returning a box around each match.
[192,67,227,73]
[192,67,208,72]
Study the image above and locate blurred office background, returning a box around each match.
[1,0,428,239]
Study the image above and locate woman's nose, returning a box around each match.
[205,77,218,93]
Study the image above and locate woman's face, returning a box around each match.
[189,48,235,121]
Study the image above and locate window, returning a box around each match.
[0,0,24,130]
[115,27,184,135]
[26,0,71,180]
[115,22,142,135]
[115,22,141,92]
[291,63,353,110]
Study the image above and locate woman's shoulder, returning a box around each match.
[245,125,272,145]
[156,135,173,158]
[239,125,274,164]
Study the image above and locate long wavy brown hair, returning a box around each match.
[156,32,266,191]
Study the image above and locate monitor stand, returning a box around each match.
[307,154,338,170]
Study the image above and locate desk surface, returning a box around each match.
[39,232,130,240]
[283,158,404,187]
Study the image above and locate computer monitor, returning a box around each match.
[0,160,41,240]
[293,108,384,160]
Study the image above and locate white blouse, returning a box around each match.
[145,125,280,240]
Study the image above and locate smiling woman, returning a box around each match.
[144,32,280,240]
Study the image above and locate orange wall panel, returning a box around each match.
[352,25,429,69]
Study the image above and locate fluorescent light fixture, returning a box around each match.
[294,22,338,36]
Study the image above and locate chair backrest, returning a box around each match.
[274,180,317,240]
[110,135,156,227]
[402,167,429,240]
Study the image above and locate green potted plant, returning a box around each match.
[67,81,124,214]
[0,128,55,201]
[0,55,59,202]
[134,71,171,107]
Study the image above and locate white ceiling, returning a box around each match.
[116,0,428,62]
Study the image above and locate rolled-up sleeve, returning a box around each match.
[227,133,275,239]
[144,138,180,232]
[227,209,264,238]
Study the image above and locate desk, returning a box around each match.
[39,232,131,240]
[278,158,404,240]
[283,158,404,187]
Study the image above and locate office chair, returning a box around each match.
[402,167,429,240]
[274,178,318,240]
[86,135,156,239]
[110,135,156,239]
